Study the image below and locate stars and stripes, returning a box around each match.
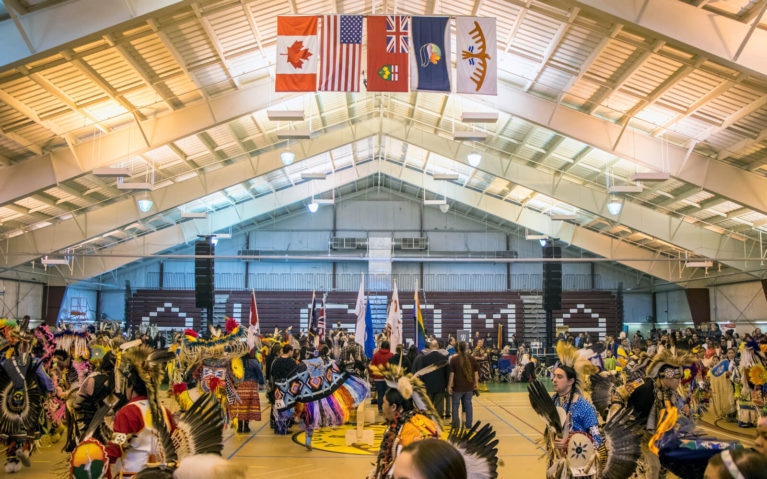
[386,15,409,54]
[320,14,363,92]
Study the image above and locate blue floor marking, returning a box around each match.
[478,399,544,450]
[227,421,269,459]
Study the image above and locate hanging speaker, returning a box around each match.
[543,246,562,311]
[195,239,215,309]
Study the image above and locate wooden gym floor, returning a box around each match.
[17,384,754,478]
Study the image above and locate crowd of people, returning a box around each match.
[522,323,767,479]
[5,311,767,479]
[0,316,502,479]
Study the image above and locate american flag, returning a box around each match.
[386,15,409,54]
[320,15,363,91]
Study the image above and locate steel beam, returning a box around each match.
[0,119,379,270]
[380,117,764,274]
[470,80,767,215]
[0,0,187,68]
[5,114,763,281]
[0,75,298,206]
[564,0,767,79]
[67,162,692,284]
[8,70,767,220]
[2,116,763,276]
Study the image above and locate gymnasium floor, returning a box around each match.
[16,384,755,478]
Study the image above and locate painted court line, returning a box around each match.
[235,455,372,458]
[227,421,269,459]
[477,398,543,450]
[234,453,539,458]
[483,395,543,434]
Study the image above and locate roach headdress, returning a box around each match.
[555,341,598,391]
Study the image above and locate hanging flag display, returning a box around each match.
[366,15,409,92]
[456,17,497,95]
[275,16,319,92]
[319,15,363,92]
[410,16,451,92]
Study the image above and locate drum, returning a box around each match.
[565,431,597,477]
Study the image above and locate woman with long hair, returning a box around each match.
[448,341,478,429]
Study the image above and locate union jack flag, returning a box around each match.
[386,15,409,54]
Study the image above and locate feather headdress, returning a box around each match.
[555,341,598,390]
[179,327,247,365]
[118,344,176,439]
[646,349,695,379]
[136,394,233,479]
[447,422,500,479]
[153,393,226,465]
[369,362,445,424]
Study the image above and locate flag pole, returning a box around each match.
[414,279,419,347]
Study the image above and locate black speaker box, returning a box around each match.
[195,240,214,309]
[542,246,562,311]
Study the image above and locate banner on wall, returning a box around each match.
[275,16,319,92]
[455,17,497,95]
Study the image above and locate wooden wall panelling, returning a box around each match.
[126,290,620,345]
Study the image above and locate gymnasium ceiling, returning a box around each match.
[0,0,766,287]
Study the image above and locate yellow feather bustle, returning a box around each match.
[231,357,244,380]
[555,341,598,387]
[397,376,414,400]
[646,349,695,379]
[370,363,443,427]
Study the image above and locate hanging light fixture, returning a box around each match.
[307,201,319,213]
[281,151,295,165]
[605,166,622,215]
[137,192,153,212]
[467,152,481,167]
[607,195,623,215]
[539,238,548,247]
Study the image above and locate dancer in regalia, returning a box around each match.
[708,349,736,420]
[734,339,764,427]
[272,347,369,451]
[528,341,642,479]
[104,343,178,477]
[370,360,502,479]
[230,347,264,433]
[0,319,52,473]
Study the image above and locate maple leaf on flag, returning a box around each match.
[283,40,312,69]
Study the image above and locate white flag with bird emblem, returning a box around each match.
[456,17,497,95]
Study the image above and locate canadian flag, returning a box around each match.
[276,16,319,92]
